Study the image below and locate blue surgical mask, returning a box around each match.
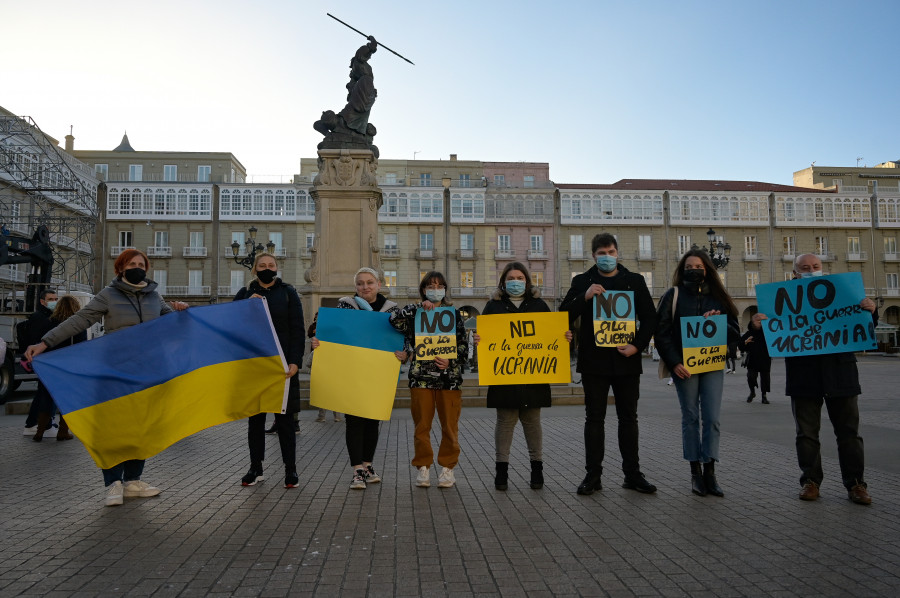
[425,289,445,303]
[595,255,617,273]
[45,300,58,310]
[505,280,526,297]
[799,270,824,279]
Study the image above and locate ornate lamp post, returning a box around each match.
[230,226,275,270]
[704,227,731,270]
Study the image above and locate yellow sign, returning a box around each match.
[477,312,571,386]
[310,341,400,420]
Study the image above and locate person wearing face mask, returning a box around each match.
[25,249,189,507]
[561,233,659,496]
[233,253,305,490]
[753,254,877,505]
[389,271,468,489]
[654,249,739,498]
[311,267,407,490]
[474,262,572,491]
[21,289,59,437]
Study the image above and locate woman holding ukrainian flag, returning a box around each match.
[24,248,189,507]
[654,249,739,498]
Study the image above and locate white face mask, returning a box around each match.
[798,270,824,279]
[425,289,445,303]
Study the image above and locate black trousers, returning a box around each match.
[247,412,295,468]
[582,373,642,478]
[747,367,771,393]
[791,395,865,490]
[345,414,380,465]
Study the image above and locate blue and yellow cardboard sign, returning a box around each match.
[477,312,571,385]
[414,306,457,360]
[756,272,876,357]
[593,290,636,347]
[311,307,405,421]
[681,315,727,374]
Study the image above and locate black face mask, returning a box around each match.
[123,268,146,285]
[257,269,277,284]
[683,269,705,284]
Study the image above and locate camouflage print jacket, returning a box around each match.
[389,302,468,390]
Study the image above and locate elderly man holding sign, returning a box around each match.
[560,233,659,496]
[755,254,878,505]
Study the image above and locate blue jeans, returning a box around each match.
[102,460,145,486]
[673,370,724,463]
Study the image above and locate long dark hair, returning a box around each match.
[418,271,452,305]
[673,249,737,318]
[497,261,533,298]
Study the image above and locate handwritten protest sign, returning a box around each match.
[414,306,457,361]
[477,312,571,385]
[756,272,876,357]
[681,315,727,374]
[593,291,636,347]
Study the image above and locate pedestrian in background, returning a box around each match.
[21,288,58,436]
[739,313,772,403]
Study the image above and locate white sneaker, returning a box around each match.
[416,466,431,487]
[438,467,456,488]
[44,424,58,438]
[365,465,381,484]
[23,425,36,436]
[123,480,161,498]
[105,481,124,506]
[350,468,367,490]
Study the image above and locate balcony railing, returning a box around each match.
[456,249,478,260]
[635,250,657,261]
[451,287,486,297]
[147,246,172,258]
[782,253,795,262]
[815,252,837,262]
[494,250,515,260]
[846,251,868,262]
[415,249,438,260]
[881,288,900,297]
[381,247,400,258]
[527,249,548,260]
[218,285,239,296]
[883,253,900,262]
[299,247,313,258]
[271,248,287,257]
[742,252,764,261]
[110,245,136,257]
[567,250,588,261]
[183,247,208,257]
[164,286,210,296]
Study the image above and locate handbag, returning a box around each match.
[657,286,679,379]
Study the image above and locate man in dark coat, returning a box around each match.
[560,233,658,495]
[763,254,877,505]
[22,289,58,432]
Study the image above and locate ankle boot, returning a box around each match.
[530,460,544,490]
[56,416,74,441]
[703,461,724,497]
[33,412,52,442]
[494,462,508,491]
[690,461,707,496]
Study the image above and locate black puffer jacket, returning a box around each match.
[654,283,740,371]
[560,264,657,376]
[482,288,552,409]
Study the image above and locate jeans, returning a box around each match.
[495,407,542,462]
[248,412,295,468]
[673,370,724,463]
[409,388,461,468]
[345,414,380,465]
[791,395,865,490]
[581,374,642,477]
[103,460,145,486]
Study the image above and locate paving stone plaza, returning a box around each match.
[2,356,899,597]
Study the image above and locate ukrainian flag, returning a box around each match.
[310,307,404,420]
[32,299,287,469]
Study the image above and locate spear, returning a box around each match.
[326,13,415,66]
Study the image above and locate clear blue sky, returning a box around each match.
[3,0,898,185]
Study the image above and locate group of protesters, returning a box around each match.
[23,235,877,508]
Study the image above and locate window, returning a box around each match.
[384,233,398,251]
[783,236,795,256]
[383,270,397,287]
[570,235,583,257]
[494,174,505,185]
[785,271,794,281]
[498,234,511,253]
[885,236,898,256]
[197,166,211,183]
[118,231,133,248]
[128,165,143,181]
[189,231,204,248]
[887,273,899,293]
[305,233,315,249]
[524,175,534,188]
[384,172,397,185]
[678,235,691,256]
[638,235,652,258]
[460,233,474,250]
[531,271,544,288]
[460,271,474,288]
[746,272,759,296]
[640,271,653,292]
[230,270,245,294]
[269,232,282,252]
[188,270,203,292]
[154,231,169,248]
[815,236,828,255]
[419,233,433,250]
[419,173,431,187]
[164,165,177,182]
[232,231,245,246]
[460,174,470,188]
[744,235,758,256]
[847,237,861,256]
[94,164,108,180]
[530,235,544,253]
[154,270,167,294]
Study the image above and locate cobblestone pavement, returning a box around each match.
[1,357,898,597]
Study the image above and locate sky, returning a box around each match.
[3,0,898,186]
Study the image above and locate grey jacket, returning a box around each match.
[42,278,172,348]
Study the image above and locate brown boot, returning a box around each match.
[56,416,74,441]
[33,412,52,442]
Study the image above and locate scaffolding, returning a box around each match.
[0,110,100,315]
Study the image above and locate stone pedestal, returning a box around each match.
[301,148,382,310]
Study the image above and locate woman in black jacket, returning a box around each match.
[739,313,772,403]
[233,253,305,489]
[655,249,739,497]
[474,262,571,491]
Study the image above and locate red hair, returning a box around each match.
[113,248,150,276]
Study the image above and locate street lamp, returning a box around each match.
[231,226,276,270]
[703,227,731,270]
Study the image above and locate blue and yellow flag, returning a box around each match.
[310,307,404,420]
[32,300,288,469]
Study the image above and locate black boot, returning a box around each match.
[241,461,264,486]
[703,461,724,497]
[690,461,707,496]
[33,412,52,442]
[577,470,602,495]
[761,394,769,404]
[494,462,508,491]
[746,388,755,403]
[530,460,544,490]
